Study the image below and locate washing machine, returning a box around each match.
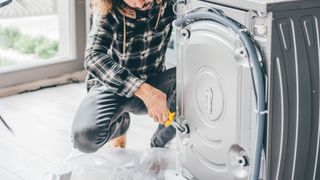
[172,0,320,180]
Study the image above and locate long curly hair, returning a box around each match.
[90,0,122,15]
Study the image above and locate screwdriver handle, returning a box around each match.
[165,111,176,127]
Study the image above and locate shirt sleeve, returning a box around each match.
[85,14,144,98]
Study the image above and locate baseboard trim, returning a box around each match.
[0,70,86,98]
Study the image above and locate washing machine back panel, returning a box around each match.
[176,1,262,180]
[177,1,320,180]
[176,17,256,180]
[267,6,320,180]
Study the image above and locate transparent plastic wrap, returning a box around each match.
[112,148,177,180]
[45,148,177,180]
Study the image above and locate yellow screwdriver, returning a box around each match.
[165,110,176,127]
[164,110,188,133]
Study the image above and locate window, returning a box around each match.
[0,0,86,88]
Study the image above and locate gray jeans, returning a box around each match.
[71,68,176,153]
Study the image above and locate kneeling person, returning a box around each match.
[71,0,176,153]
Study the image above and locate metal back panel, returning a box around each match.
[176,5,257,179]
[177,0,320,180]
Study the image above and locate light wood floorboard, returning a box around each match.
[0,83,158,180]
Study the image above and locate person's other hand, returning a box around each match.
[134,83,168,124]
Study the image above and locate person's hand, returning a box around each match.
[134,83,168,124]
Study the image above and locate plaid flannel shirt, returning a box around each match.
[85,0,176,97]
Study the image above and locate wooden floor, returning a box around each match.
[0,83,158,180]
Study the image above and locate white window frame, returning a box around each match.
[0,0,86,88]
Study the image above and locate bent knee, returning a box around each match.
[72,127,101,153]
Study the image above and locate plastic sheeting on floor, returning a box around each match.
[45,148,178,180]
